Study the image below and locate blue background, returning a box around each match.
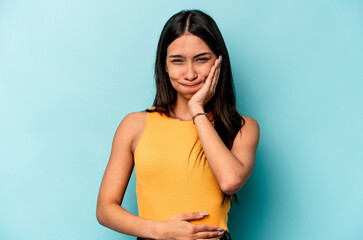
[1,0,362,239]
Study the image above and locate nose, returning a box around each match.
[184,63,197,81]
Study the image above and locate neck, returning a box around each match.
[171,95,192,121]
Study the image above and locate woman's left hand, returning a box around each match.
[188,55,222,115]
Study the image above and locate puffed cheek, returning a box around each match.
[167,73,180,81]
[202,74,210,81]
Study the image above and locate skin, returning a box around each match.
[96,33,260,240]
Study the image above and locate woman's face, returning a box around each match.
[165,34,217,100]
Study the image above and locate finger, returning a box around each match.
[196,238,221,240]
[211,63,221,92]
[194,230,224,239]
[212,56,222,85]
[193,224,222,232]
[205,64,217,87]
[177,212,209,221]
[196,239,219,240]
[209,56,221,89]
[207,57,220,81]
[204,67,219,100]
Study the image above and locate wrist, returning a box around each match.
[154,221,167,240]
[189,105,205,116]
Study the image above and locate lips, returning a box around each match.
[180,82,202,88]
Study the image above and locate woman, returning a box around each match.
[96,10,260,240]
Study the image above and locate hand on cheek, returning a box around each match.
[188,55,222,115]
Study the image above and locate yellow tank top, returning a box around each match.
[134,109,230,230]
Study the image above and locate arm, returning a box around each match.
[96,112,162,238]
[188,57,260,194]
[190,112,259,194]
[96,112,224,239]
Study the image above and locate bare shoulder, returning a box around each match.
[121,111,147,128]
[241,116,260,132]
[115,111,147,153]
[236,116,260,146]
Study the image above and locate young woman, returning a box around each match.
[96,10,260,240]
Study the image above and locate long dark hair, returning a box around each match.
[147,10,245,203]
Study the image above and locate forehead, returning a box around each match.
[167,34,213,56]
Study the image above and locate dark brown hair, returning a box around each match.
[147,10,245,203]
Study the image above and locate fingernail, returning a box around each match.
[199,212,209,216]
[218,231,224,235]
[217,228,224,231]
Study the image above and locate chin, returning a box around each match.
[180,93,194,100]
[176,91,195,100]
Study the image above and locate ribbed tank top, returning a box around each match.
[134,109,230,230]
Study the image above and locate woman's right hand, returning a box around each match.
[157,212,225,240]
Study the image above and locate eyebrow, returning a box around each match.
[168,52,213,59]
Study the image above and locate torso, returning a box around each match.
[132,109,231,230]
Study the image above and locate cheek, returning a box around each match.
[197,65,213,79]
[166,66,182,80]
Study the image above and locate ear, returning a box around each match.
[165,64,169,73]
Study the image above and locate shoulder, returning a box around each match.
[113,111,147,148]
[234,116,260,146]
[241,116,260,132]
[121,111,147,127]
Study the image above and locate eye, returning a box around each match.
[196,57,210,63]
[171,59,183,64]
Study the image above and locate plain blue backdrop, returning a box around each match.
[1,0,362,239]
